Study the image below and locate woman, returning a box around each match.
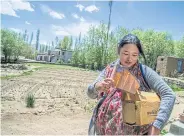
[87,34,176,135]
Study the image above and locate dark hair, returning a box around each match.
[118,34,147,64]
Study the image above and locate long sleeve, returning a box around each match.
[87,68,106,99]
[142,65,176,130]
[87,60,120,99]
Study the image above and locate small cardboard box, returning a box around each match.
[113,69,140,94]
[122,92,160,125]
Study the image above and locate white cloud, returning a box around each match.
[40,4,65,19]
[9,28,23,33]
[51,21,99,37]
[0,0,34,17]
[75,4,99,13]
[25,21,31,25]
[80,17,85,22]
[11,0,34,12]
[75,4,85,11]
[1,1,19,17]
[50,11,65,19]
[72,13,85,22]
[72,13,79,19]
[85,5,99,13]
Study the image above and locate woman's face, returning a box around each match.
[119,44,139,67]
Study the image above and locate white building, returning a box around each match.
[36,49,73,63]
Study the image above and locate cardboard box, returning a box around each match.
[122,92,160,125]
[112,67,161,125]
[113,69,140,94]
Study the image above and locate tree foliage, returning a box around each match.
[1,29,37,62]
[59,36,72,50]
[1,24,183,69]
[70,24,184,70]
[175,36,184,58]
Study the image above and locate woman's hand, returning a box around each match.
[95,78,114,92]
[148,125,161,135]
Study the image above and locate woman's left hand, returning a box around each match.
[148,125,161,135]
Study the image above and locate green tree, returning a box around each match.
[1,29,37,62]
[104,0,113,65]
[36,29,40,51]
[52,41,54,51]
[68,36,73,50]
[55,36,59,47]
[70,24,179,70]
[1,29,17,62]
[59,36,70,50]
[23,29,27,42]
[175,36,184,58]
[132,29,174,69]
[29,32,33,45]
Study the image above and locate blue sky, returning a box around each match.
[1,1,184,46]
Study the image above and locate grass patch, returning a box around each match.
[169,84,184,92]
[1,62,96,80]
[1,74,20,80]
[26,62,95,72]
[161,129,168,135]
[22,70,33,76]
[26,93,35,108]
[1,65,46,80]
[26,62,78,69]
[1,69,38,80]
[1,63,95,80]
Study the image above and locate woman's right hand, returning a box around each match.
[94,78,114,92]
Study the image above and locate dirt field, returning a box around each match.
[1,64,184,135]
[1,65,98,135]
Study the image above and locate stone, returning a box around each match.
[169,121,184,135]
[165,132,175,135]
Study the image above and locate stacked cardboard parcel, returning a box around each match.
[112,67,160,125]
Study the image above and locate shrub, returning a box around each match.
[26,93,35,108]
